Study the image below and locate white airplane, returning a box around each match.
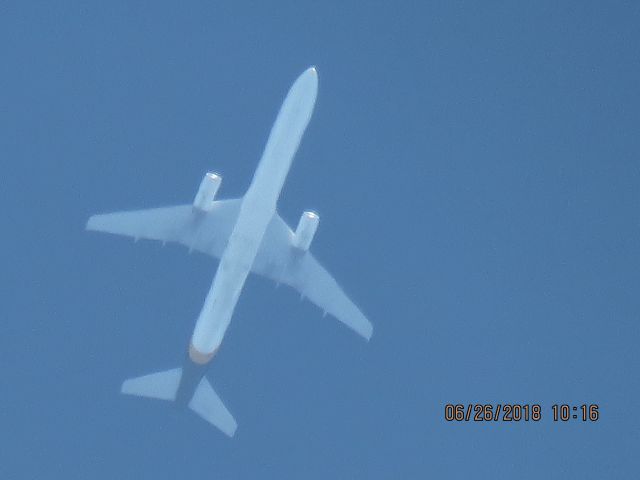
[87,67,372,437]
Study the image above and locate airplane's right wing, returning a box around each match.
[86,199,242,259]
[251,214,373,340]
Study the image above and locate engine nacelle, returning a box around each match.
[193,172,222,211]
[293,211,319,251]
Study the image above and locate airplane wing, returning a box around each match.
[86,199,242,259]
[250,214,373,340]
[88,203,372,340]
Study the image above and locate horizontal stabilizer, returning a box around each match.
[121,368,236,436]
[121,368,182,401]
[189,378,237,437]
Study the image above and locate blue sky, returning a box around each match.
[1,1,639,478]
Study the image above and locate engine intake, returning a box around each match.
[293,211,319,251]
[193,172,222,211]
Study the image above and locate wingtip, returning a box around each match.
[120,378,131,394]
[363,324,374,342]
[85,215,95,231]
[227,421,238,438]
[355,318,373,342]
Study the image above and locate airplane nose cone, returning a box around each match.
[292,66,318,98]
[281,66,319,122]
[299,66,318,83]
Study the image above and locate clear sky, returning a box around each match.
[1,1,639,478]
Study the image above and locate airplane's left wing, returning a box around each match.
[86,199,242,259]
[251,214,373,340]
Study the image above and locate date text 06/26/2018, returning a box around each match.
[444,404,599,422]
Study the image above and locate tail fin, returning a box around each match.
[121,368,237,437]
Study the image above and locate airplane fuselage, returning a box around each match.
[189,67,319,362]
[88,67,371,434]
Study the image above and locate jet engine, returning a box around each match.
[193,172,222,212]
[293,211,319,251]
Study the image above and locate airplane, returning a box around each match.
[86,67,372,437]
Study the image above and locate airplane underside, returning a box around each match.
[86,67,372,436]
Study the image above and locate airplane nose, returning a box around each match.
[293,66,318,98]
[302,66,318,80]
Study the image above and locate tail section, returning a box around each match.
[121,368,237,437]
[188,377,237,437]
[122,368,182,400]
